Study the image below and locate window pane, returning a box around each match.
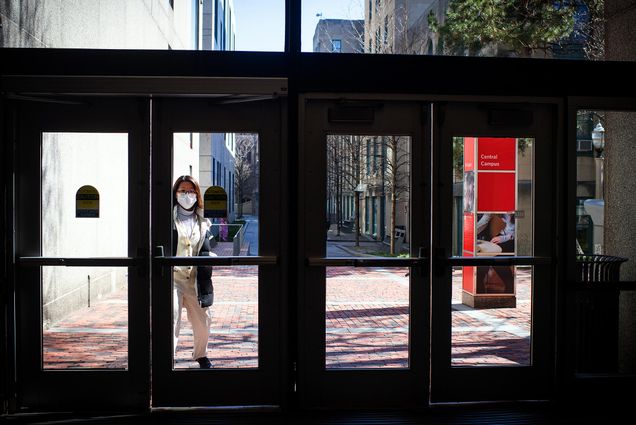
[173,266,258,369]
[574,110,636,268]
[42,133,129,257]
[172,132,259,369]
[1,0,284,52]
[43,267,128,369]
[325,133,411,369]
[326,135,410,258]
[451,136,534,367]
[452,266,532,367]
[41,132,129,369]
[303,0,605,60]
[326,267,409,369]
[574,110,636,374]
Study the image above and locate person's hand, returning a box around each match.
[490,236,502,244]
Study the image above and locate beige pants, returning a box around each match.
[173,287,211,360]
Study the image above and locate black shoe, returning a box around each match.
[196,357,211,369]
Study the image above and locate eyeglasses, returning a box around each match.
[177,190,197,196]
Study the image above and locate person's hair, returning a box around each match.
[172,175,204,210]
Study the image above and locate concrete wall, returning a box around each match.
[0,0,198,49]
[41,133,128,326]
[604,0,636,372]
[173,132,201,183]
[604,112,636,372]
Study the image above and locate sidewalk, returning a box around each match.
[42,266,531,369]
[326,224,409,257]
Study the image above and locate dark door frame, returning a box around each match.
[430,100,561,402]
[298,97,430,408]
[11,97,151,410]
[150,97,288,407]
[2,49,636,412]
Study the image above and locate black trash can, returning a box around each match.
[575,254,628,373]
[576,254,627,283]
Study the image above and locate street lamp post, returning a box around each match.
[354,184,367,247]
[591,123,605,199]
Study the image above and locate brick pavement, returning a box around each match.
[42,266,533,370]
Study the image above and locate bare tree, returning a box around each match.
[380,135,410,255]
[352,0,433,55]
[326,135,364,245]
[579,0,605,60]
[234,134,257,219]
[326,135,343,234]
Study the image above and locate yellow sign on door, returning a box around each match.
[76,185,100,218]
[204,186,227,218]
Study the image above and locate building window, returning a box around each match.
[331,39,342,53]
[365,197,370,233]
[371,196,377,237]
[369,0,373,20]
[382,141,387,172]
[372,138,378,172]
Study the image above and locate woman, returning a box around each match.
[172,175,215,369]
[476,213,515,253]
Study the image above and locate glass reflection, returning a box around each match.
[303,0,602,60]
[1,1,285,52]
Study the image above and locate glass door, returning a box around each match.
[13,98,150,410]
[431,102,557,402]
[151,98,285,407]
[299,99,430,408]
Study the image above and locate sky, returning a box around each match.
[233,0,364,52]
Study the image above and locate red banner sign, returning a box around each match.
[463,212,475,253]
[464,137,475,171]
[477,138,516,171]
[477,172,516,212]
[462,137,518,303]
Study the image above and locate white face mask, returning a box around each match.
[177,193,197,209]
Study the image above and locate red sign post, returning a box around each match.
[462,137,517,308]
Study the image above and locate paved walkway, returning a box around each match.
[42,266,532,370]
[326,224,410,257]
